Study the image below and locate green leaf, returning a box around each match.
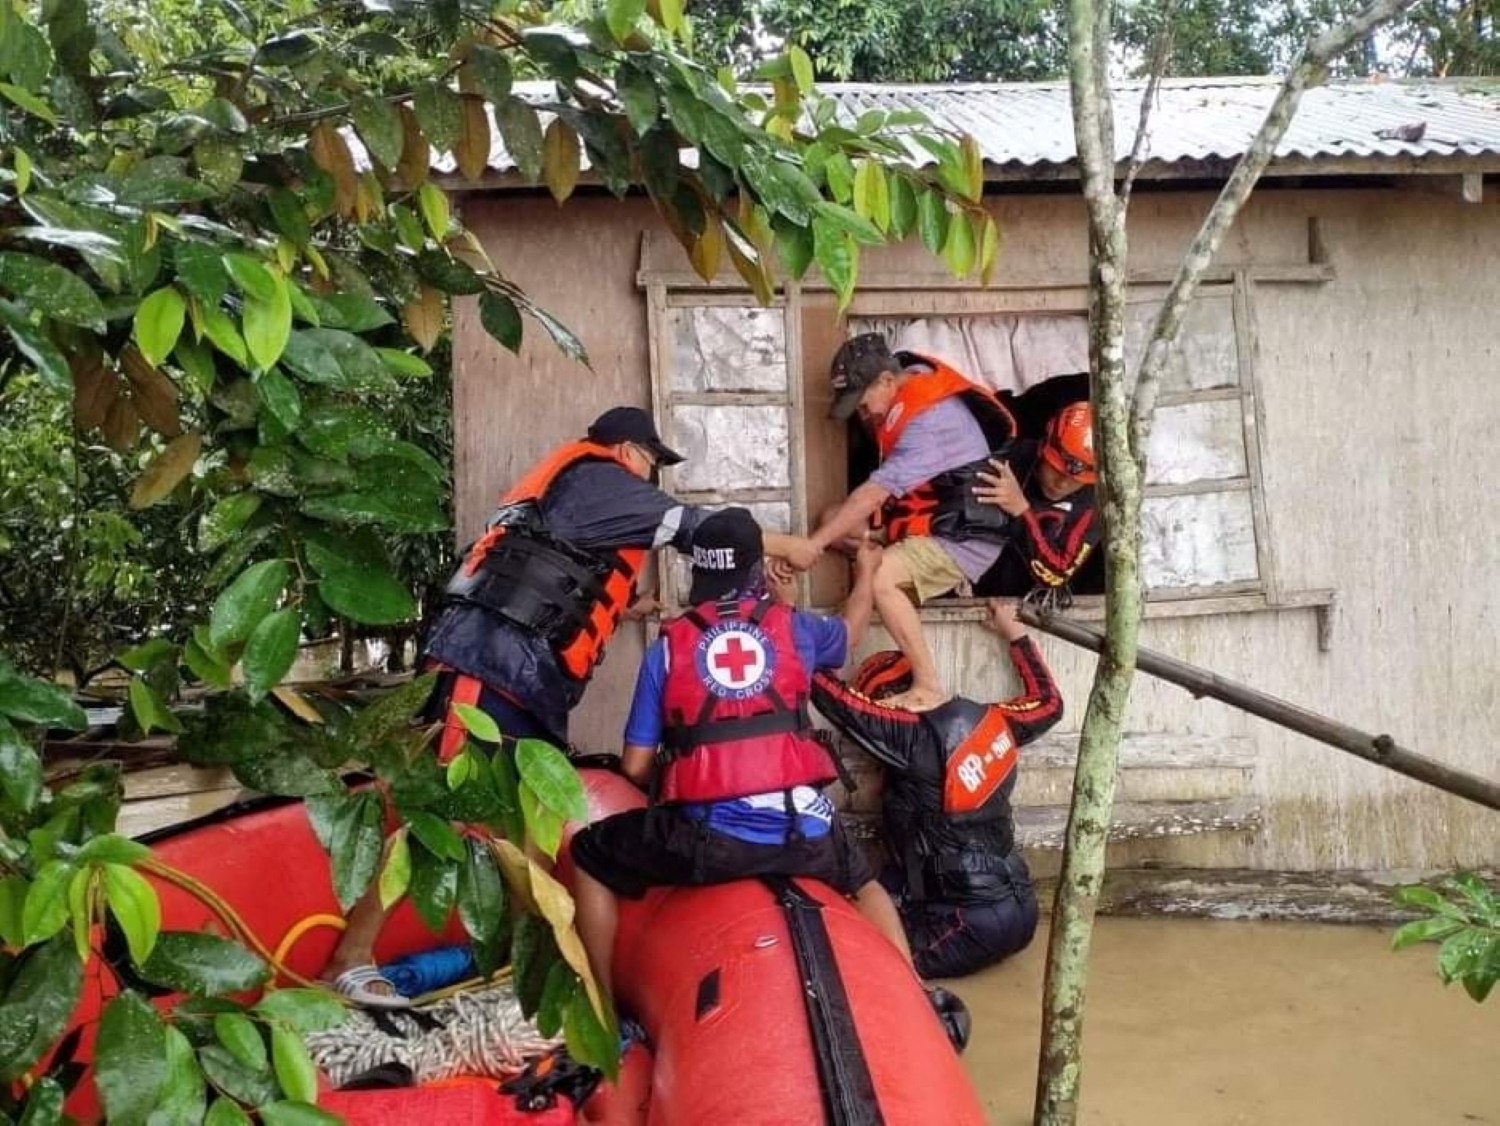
[405,810,466,861]
[200,305,249,367]
[209,559,291,649]
[478,291,523,353]
[495,96,544,182]
[129,676,183,736]
[205,1098,253,1126]
[511,912,558,1017]
[617,64,658,134]
[259,1102,341,1126]
[852,159,890,233]
[1391,916,1464,950]
[453,702,502,744]
[606,0,646,42]
[813,199,886,246]
[943,207,977,275]
[351,671,438,747]
[409,842,458,932]
[19,1075,63,1126]
[199,1045,279,1108]
[0,715,43,812]
[281,328,395,391]
[537,961,573,1039]
[0,873,27,947]
[67,865,93,962]
[22,860,75,945]
[0,937,82,1081]
[176,243,232,305]
[446,748,477,790]
[414,81,464,154]
[185,637,233,690]
[305,791,385,910]
[917,188,950,255]
[139,930,270,995]
[378,828,412,910]
[516,739,588,821]
[788,45,814,95]
[244,274,293,372]
[823,152,855,206]
[224,253,277,302]
[256,367,302,432]
[134,287,187,367]
[0,82,57,123]
[270,1023,318,1103]
[377,347,433,378]
[301,491,447,533]
[520,782,563,859]
[242,609,300,701]
[0,252,104,328]
[103,861,161,965]
[253,988,349,1033]
[96,992,168,1126]
[215,1012,268,1070]
[76,833,151,865]
[887,176,918,239]
[154,1025,208,1126]
[317,565,418,625]
[467,45,513,103]
[309,293,392,333]
[118,637,177,672]
[457,838,506,945]
[198,493,262,553]
[562,979,619,1076]
[812,219,855,308]
[352,93,403,171]
[3,314,70,389]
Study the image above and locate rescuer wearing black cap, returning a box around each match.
[323,410,816,1005]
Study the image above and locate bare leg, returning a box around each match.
[573,868,619,999]
[322,885,394,994]
[851,880,913,965]
[872,554,947,711]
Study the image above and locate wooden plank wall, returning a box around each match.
[455,185,1500,872]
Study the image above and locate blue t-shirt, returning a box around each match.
[624,607,847,844]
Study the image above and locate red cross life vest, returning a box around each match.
[656,598,839,804]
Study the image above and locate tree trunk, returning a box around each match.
[1037,2,1422,1122]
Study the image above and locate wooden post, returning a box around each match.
[1020,607,1500,813]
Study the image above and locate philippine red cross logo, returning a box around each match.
[695,621,775,700]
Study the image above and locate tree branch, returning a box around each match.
[1127,0,1421,463]
[1120,0,1177,209]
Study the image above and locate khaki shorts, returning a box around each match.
[884,536,968,605]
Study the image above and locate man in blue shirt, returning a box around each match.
[570,508,912,993]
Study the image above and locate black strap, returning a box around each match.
[661,703,811,755]
[763,878,884,1126]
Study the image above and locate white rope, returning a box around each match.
[305,980,562,1088]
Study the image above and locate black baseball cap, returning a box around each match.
[829,332,898,422]
[688,507,763,604]
[586,406,684,466]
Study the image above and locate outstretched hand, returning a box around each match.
[984,598,1027,641]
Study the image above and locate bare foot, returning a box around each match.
[881,685,949,712]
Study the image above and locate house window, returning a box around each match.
[645,260,1274,610]
[843,282,1272,600]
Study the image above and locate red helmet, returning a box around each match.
[1041,402,1097,484]
[851,650,912,701]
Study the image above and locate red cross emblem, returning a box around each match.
[700,626,771,696]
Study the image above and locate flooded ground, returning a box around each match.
[958,917,1499,1125]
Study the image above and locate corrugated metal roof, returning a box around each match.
[821,76,1500,171]
[381,76,1500,183]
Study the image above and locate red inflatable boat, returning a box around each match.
[53,769,986,1125]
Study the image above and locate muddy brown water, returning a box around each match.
[956,917,1498,1125]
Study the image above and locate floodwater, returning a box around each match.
[957,917,1499,1125]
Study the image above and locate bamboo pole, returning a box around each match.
[1019,606,1500,813]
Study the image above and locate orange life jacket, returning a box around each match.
[446,441,647,685]
[875,356,1017,543]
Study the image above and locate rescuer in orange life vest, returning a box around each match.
[810,599,1063,978]
[569,507,917,995]
[808,333,1019,712]
[321,409,820,1007]
[970,400,1102,597]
